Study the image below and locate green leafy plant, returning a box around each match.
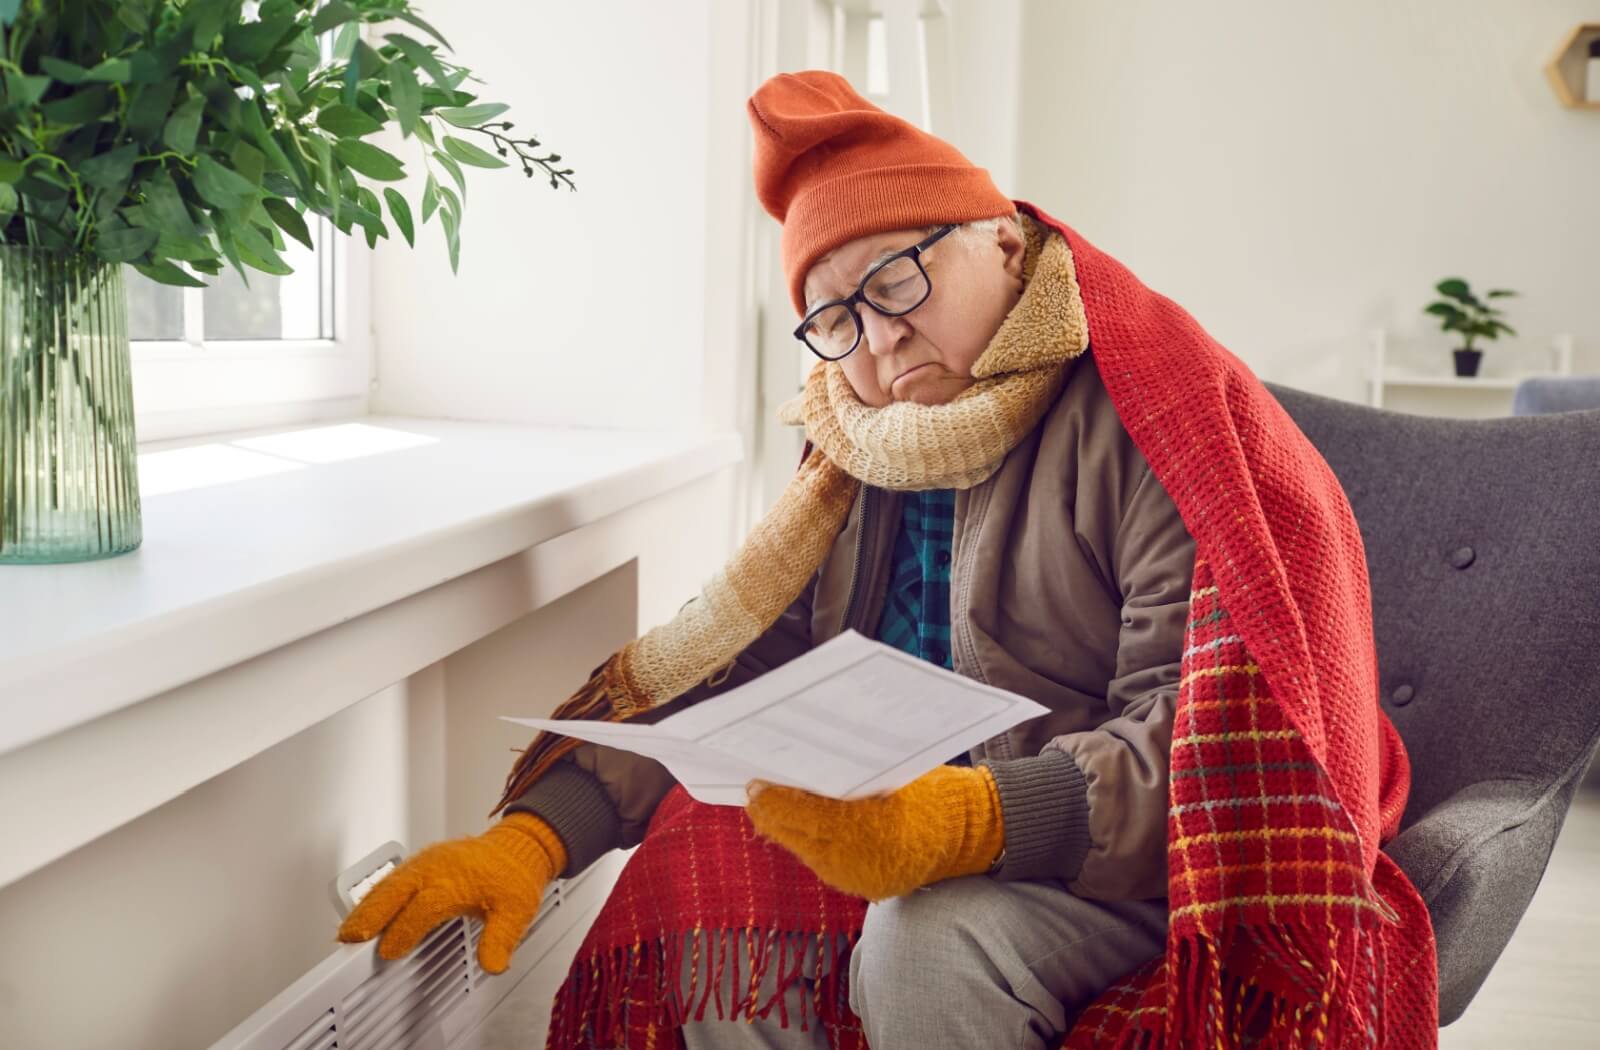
[0,0,575,284]
[1423,278,1517,352]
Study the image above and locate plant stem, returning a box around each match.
[20,153,90,231]
[463,123,576,191]
[138,150,196,169]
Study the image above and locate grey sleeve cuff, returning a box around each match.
[501,760,622,879]
[977,749,1093,883]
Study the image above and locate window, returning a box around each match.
[130,5,373,447]
[127,219,333,343]
[130,218,372,446]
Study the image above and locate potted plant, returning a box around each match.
[1423,277,1517,378]
[0,0,573,564]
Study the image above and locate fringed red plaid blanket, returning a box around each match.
[544,785,870,1050]
[540,201,1438,1050]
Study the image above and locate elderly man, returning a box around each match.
[339,72,1435,1050]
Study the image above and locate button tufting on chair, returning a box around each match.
[1263,380,1600,1027]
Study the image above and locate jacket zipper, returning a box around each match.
[952,484,1014,761]
[839,485,875,634]
[952,485,989,683]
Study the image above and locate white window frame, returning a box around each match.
[132,9,375,448]
[131,230,373,446]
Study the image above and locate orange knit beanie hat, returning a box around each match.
[747,70,1015,317]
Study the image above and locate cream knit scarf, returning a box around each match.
[491,213,1089,816]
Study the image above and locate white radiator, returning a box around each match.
[210,842,622,1050]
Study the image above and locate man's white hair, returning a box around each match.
[806,212,1021,311]
[936,211,1019,250]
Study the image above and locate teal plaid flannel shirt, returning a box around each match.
[872,487,971,766]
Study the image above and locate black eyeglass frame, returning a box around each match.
[793,223,959,361]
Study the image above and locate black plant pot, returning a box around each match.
[1452,348,1483,377]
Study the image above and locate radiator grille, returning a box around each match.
[212,853,618,1050]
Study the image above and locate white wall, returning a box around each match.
[0,552,711,1049]
[0,674,436,1050]
[370,0,757,436]
[1014,0,1600,406]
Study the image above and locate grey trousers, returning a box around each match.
[676,874,1168,1050]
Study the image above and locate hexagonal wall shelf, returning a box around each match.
[1544,23,1600,109]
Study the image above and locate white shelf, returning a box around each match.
[1380,373,1549,391]
[1367,330,1575,409]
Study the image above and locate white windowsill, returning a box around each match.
[0,414,744,760]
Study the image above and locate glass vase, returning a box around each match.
[0,245,142,564]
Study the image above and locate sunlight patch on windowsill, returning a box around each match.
[138,423,440,496]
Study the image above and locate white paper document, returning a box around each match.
[500,628,1051,806]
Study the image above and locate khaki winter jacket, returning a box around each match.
[508,347,1195,902]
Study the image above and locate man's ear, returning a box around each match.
[997,213,1026,280]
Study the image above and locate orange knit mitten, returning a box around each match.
[335,812,567,974]
[745,764,1004,902]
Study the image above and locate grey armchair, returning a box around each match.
[1512,374,1600,775]
[1261,382,1600,1026]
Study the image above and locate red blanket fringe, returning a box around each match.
[544,788,870,1050]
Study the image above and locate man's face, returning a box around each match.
[801,216,1027,407]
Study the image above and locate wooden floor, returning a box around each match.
[468,786,1600,1048]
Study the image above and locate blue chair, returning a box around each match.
[1511,375,1600,416]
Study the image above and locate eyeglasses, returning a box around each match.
[793,224,958,361]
